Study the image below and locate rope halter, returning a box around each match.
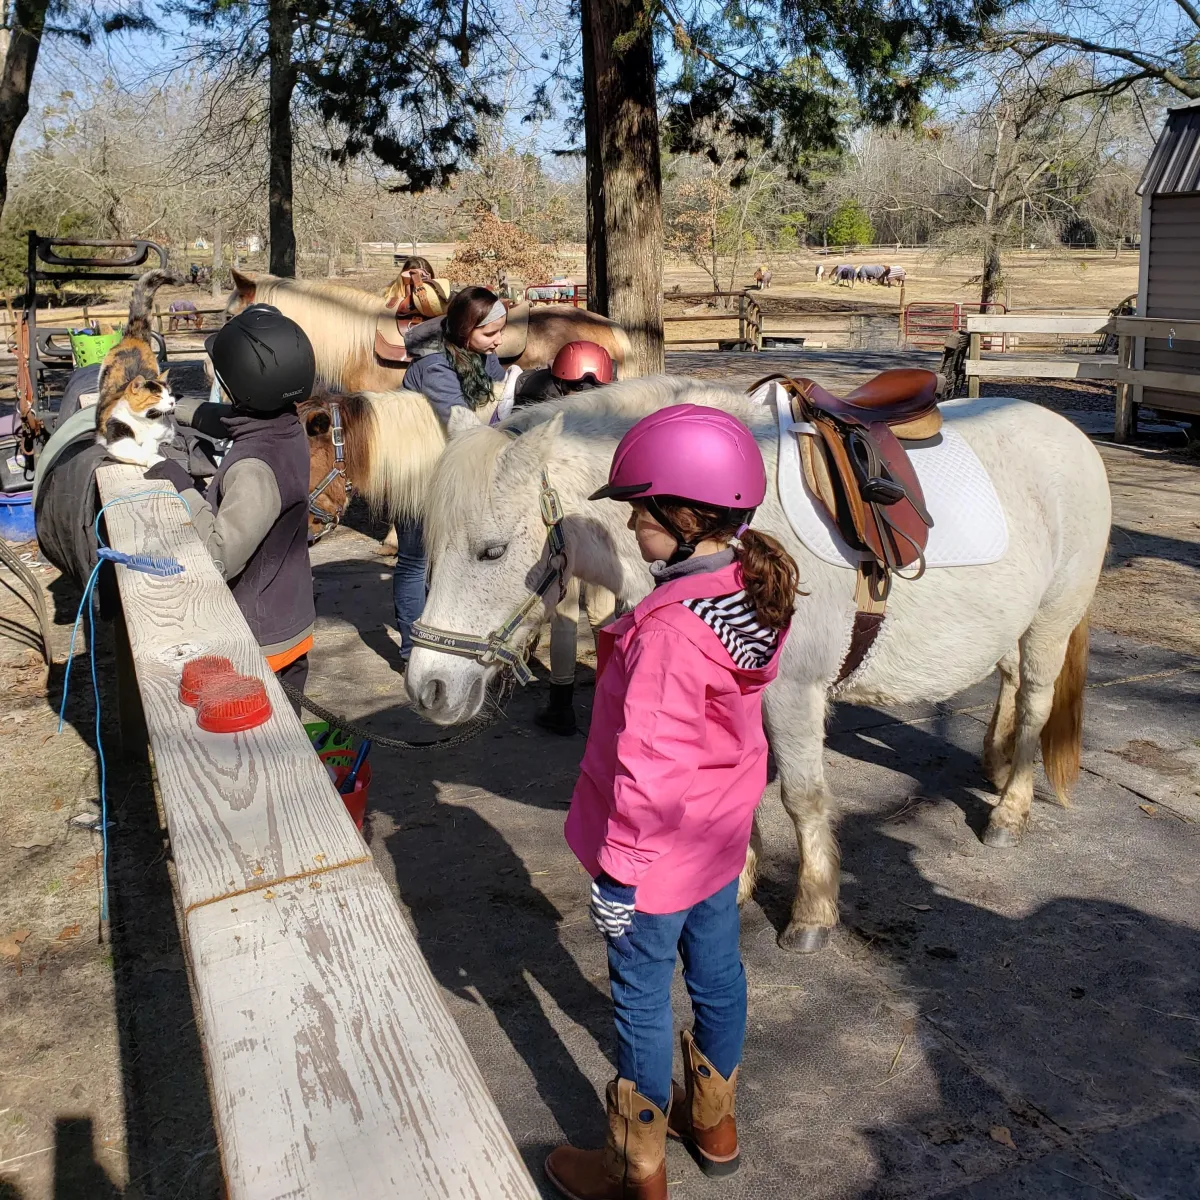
[410,468,567,685]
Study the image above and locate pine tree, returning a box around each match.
[179,0,499,275]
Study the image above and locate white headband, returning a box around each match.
[478,299,507,327]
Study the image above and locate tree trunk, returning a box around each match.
[0,0,50,223]
[211,218,223,298]
[584,0,664,375]
[581,0,607,316]
[267,0,297,276]
[980,233,1002,309]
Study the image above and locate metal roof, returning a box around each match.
[1138,99,1200,196]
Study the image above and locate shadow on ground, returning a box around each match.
[44,596,220,1200]
[326,626,1200,1197]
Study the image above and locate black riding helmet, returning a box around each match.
[205,304,315,413]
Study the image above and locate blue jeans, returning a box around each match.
[606,878,746,1111]
[392,516,428,660]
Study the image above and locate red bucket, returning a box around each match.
[320,750,372,830]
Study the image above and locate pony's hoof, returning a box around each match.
[778,924,831,953]
[982,822,1021,848]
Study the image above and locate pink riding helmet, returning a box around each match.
[589,404,766,508]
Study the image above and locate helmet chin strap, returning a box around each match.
[645,496,697,566]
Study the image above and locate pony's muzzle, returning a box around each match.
[407,650,487,725]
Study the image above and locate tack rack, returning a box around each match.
[17,232,170,442]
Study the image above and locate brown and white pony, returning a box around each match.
[227,269,632,393]
[298,385,466,537]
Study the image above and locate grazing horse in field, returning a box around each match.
[404,379,1110,952]
[226,269,632,393]
[856,264,888,284]
[814,264,825,282]
[168,299,203,330]
[882,265,907,287]
[833,264,856,286]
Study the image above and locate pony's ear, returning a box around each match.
[446,406,482,439]
[498,412,563,481]
[230,267,257,299]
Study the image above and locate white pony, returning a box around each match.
[407,378,1111,952]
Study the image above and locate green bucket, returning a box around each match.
[69,328,124,368]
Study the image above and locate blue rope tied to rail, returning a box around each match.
[57,488,190,923]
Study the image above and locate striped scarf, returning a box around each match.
[683,590,779,669]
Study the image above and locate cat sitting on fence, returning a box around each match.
[95,268,180,467]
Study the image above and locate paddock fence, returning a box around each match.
[963,313,1200,440]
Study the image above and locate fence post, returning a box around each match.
[1114,332,1134,443]
[738,292,746,345]
[967,331,981,398]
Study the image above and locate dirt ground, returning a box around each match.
[1,360,1197,1199]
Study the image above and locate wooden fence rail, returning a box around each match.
[963,313,1200,441]
[95,465,539,1200]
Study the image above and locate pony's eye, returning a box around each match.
[478,544,507,562]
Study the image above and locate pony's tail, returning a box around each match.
[1041,614,1089,806]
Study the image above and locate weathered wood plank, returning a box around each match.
[1114,366,1200,396]
[97,464,540,1198]
[1109,315,1200,341]
[95,466,369,911]
[187,863,540,1200]
[965,358,1117,380]
[1114,334,1135,443]
[964,315,1110,335]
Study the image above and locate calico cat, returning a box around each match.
[95,268,180,467]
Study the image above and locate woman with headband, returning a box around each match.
[392,287,508,669]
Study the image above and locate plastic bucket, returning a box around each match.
[320,750,372,830]
[304,720,354,756]
[69,328,123,368]
[0,491,35,542]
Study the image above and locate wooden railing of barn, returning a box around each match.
[95,464,539,1200]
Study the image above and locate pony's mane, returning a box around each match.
[427,375,769,550]
[239,275,388,390]
[502,374,766,439]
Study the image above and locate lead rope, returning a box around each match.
[278,672,514,751]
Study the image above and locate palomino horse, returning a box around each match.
[226,269,633,393]
[403,378,1111,952]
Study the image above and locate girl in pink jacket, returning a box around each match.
[546,405,801,1200]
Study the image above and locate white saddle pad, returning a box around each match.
[749,381,1008,569]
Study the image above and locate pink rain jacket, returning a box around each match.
[565,562,787,914]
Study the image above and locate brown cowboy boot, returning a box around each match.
[668,1030,741,1176]
[544,1078,668,1200]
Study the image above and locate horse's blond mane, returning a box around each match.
[239,274,388,391]
[355,387,448,520]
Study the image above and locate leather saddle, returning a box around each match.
[756,369,941,587]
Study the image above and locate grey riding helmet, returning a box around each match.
[205,304,316,413]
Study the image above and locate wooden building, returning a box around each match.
[1136,97,1200,421]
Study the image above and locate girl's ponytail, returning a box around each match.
[650,497,804,630]
[736,528,801,631]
